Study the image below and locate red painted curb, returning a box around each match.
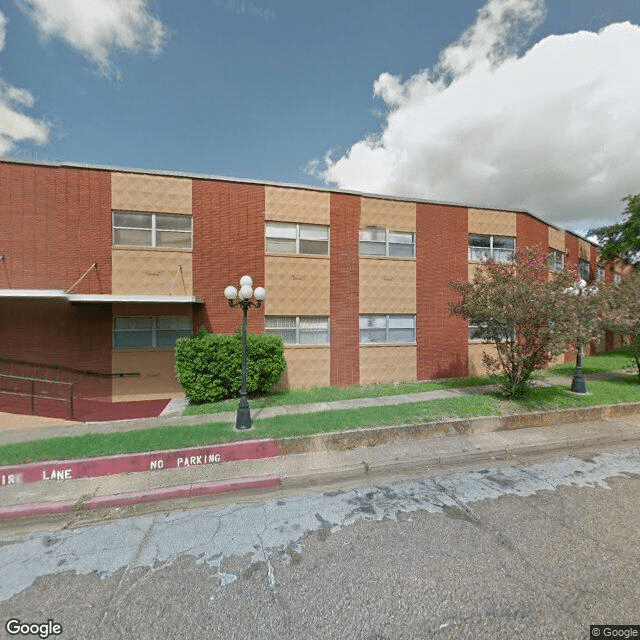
[0,439,279,486]
[0,475,281,520]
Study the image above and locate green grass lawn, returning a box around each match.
[183,375,494,416]
[184,349,636,416]
[1,375,638,466]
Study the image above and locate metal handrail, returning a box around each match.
[0,373,74,418]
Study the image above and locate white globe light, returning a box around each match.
[254,286,266,301]
[239,275,253,288]
[224,285,238,300]
[239,285,253,300]
[577,279,587,289]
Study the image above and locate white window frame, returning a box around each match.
[113,316,192,349]
[596,266,605,282]
[264,316,330,344]
[112,211,192,249]
[359,314,416,344]
[469,319,516,342]
[549,249,565,272]
[468,235,516,262]
[359,227,415,258]
[614,273,622,283]
[265,221,329,256]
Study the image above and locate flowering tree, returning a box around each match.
[449,248,603,398]
[600,271,640,378]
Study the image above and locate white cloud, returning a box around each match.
[17,0,167,76]
[313,0,640,234]
[0,10,49,155]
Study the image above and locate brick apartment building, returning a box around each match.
[0,159,625,409]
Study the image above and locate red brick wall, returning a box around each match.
[416,203,468,379]
[192,179,265,334]
[516,212,548,259]
[0,299,113,399]
[0,162,113,398]
[0,162,111,293]
[330,193,360,386]
[564,233,579,277]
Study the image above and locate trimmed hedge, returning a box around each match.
[175,329,287,403]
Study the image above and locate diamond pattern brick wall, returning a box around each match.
[416,203,468,379]
[192,179,265,334]
[330,193,360,386]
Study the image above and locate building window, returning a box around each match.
[596,266,605,282]
[549,249,565,272]
[112,212,192,249]
[113,316,192,349]
[265,222,329,255]
[468,235,515,262]
[614,273,622,283]
[579,259,590,282]
[359,228,415,258]
[264,316,329,344]
[469,320,515,342]
[359,314,416,344]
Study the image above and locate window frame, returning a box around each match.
[579,259,590,282]
[112,316,192,349]
[265,221,329,256]
[549,248,565,272]
[359,314,417,345]
[359,227,415,258]
[112,211,192,249]
[264,315,330,344]
[468,235,516,262]
[596,266,605,282]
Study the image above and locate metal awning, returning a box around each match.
[0,290,204,304]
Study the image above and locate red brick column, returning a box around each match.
[416,203,468,379]
[192,180,265,334]
[516,212,548,259]
[330,193,360,386]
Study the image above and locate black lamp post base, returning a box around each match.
[570,370,587,394]
[235,396,252,430]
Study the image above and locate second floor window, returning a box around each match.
[265,222,329,255]
[113,211,192,249]
[549,249,565,272]
[359,228,415,258]
[468,235,515,262]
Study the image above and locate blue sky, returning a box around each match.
[1,0,639,234]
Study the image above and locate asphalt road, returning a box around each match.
[1,446,640,639]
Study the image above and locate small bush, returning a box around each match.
[175,329,286,403]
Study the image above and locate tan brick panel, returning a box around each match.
[112,172,192,214]
[360,198,416,231]
[468,209,517,236]
[359,345,417,384]
[578,239,591,261]
[274,346,330,389]
[112,349,184,400]
[359,258,416,314]
[548,227,565,251]
[264,256,330,315]
[112,249,193,295]
[265,186,330,224]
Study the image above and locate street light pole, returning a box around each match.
[567,279,588,394]
[224,276,266,430]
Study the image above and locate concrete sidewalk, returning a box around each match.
[1,370,639,523]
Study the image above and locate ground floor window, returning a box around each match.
[264,316,329,344]
[113,316,192,349]
[359,315,416,344]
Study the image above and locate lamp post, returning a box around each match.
[224,275,266,430]
[566,278,588,394]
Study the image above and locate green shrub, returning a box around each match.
[175,329,287,403]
